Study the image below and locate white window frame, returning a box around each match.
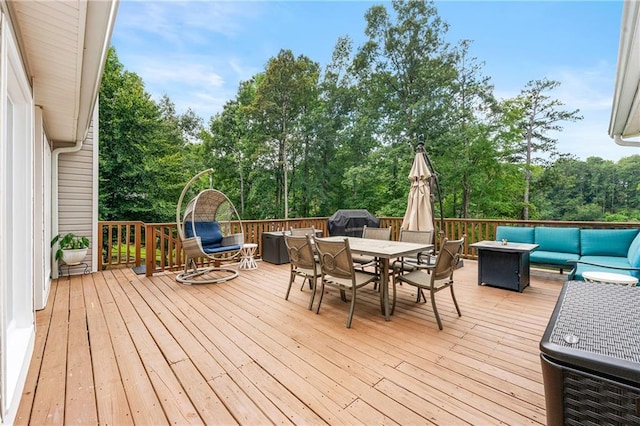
[0,11,35,424]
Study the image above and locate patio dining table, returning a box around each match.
[321,236,433,321]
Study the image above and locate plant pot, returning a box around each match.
[62,248,88,266]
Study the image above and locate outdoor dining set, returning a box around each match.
[283,225,465,330]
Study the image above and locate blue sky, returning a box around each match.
[111,0,632,161]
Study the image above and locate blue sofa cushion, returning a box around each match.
[627,231,640,267]
[580,228,639,257]
[530,251,579,266]
[534,227,580,254]
[184,221,223,248]
[495,226,534,244]
[573,255,636,280]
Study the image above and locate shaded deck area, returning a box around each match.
[16,260,565,425]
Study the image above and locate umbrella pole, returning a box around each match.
[416,142,445,240]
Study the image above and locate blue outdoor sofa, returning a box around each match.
[495,226,640,281]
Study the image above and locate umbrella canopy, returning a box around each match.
[401,151,434,232]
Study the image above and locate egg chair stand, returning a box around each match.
[176,169,245,284]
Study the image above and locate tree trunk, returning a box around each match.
[523,169,531,220]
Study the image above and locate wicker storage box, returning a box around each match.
[540,281,640,425]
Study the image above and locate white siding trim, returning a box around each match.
[33,106,50,310]
[91,101,99,272]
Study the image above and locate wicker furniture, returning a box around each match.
[540,280,640,425]
[176,169,244,284]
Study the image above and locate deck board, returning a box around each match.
[65,275,97,425]
[82,273,134,425]
[17,259,565,425]
[29,276,69,425]
[94,272,168,425]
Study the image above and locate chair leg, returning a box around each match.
[450,285,461,317]
[391,277,397,315]
[430,289,443,330]
[307,277,317,310]
[340,289,347,302]
[346,287,357,328]
[285,272,295,300]
[315,281,326,314]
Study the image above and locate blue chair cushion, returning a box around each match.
[203,244,242,254]
[534,227,580,254]
[495,226,534,244]
[185,221,223,248]
[580,228,639,257]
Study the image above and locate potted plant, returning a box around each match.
[51,233,90,265]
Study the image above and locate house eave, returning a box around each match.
[609,0,640,145]
[4,0,119,144]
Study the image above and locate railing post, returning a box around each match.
[135,222,142,267]
[98,222,104,270]
[145,223,155,277]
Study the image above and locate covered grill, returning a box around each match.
[327,209,380,237]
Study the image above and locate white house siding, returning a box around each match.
[57,114,98,276]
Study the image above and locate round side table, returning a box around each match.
[239,243,258,270]
[582,271,638,286]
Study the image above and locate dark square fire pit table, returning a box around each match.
[469,240,539,292]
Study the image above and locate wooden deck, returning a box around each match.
[15,259,565,425]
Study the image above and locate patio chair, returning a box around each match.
[290,226,319,282]
[284,234,320,310]
[392,229,435,276]
[314,237,378,328]
[176,169,244,284]
[353,225,392,277]
[393,237,464,330]
[290,226,316,237]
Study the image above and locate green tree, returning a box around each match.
[249,50,320,219]
[509,78,583,219]
[99,47,160,221]
[99,47,200,222]
[440,40,500,218]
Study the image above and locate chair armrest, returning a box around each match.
[181,236,204,257]
[566,259,640,280]
[222,233,244,246]
[417,251,435,266]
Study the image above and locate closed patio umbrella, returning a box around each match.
[401,146,434,232]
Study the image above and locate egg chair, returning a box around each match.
[176,169,244,284]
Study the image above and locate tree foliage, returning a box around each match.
[98,2,639,225]
[99,47,201,222]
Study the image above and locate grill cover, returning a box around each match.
[327,209,380,237]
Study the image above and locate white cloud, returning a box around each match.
[116,1,263,42]
[136,57,225,87]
